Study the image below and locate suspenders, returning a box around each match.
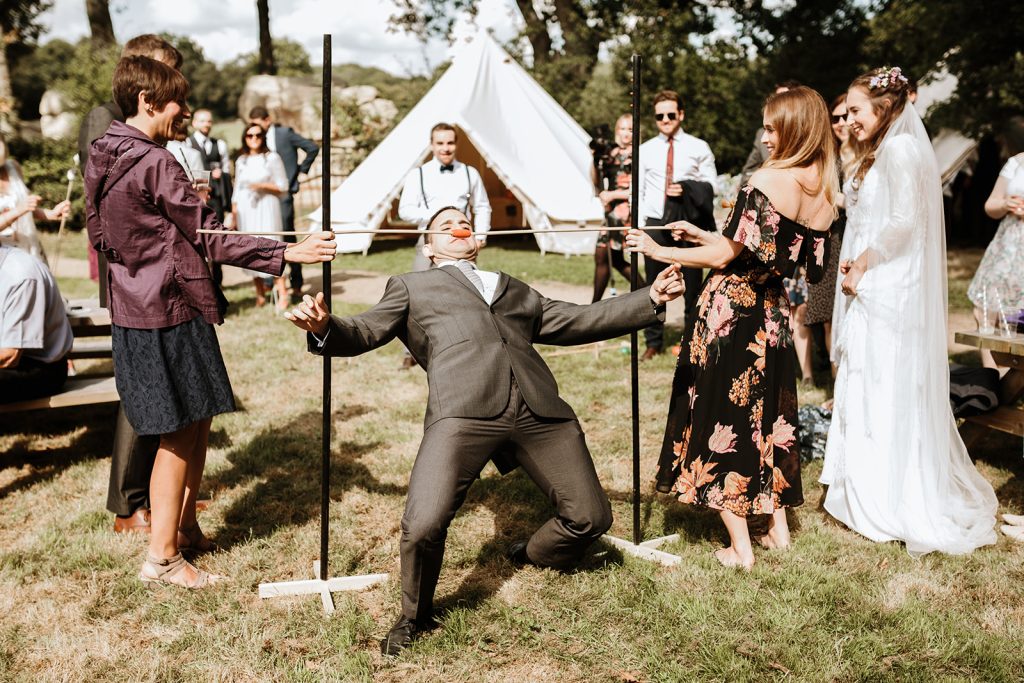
[418,163,473,216]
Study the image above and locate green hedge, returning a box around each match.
[7,137,85,233]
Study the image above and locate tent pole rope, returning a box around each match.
[319,34,332,583]
[630,54,642,547]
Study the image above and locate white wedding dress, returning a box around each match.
[820,104,997,556]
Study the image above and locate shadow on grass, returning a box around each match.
[0,403,117,500]
[202,408,406,552]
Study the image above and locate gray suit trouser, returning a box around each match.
[401,378,612,621]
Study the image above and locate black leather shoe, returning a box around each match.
[654,469,675,494]
[380,615,436,656]
[506,540,536,568]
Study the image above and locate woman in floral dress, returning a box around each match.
[626,87,837,569]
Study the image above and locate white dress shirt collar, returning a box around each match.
[437,259,499,303]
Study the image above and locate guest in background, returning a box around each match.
[967,151,1024,368]
[189,109,234,287]
[248,106,319,304]
[592,114,634,302]
[75,33,183,536]
[398,122,492,270]
[636,90,718,361]
[804,94,852,368]
[0,132,70,263]
[232,124,290,310]
[739,81,802,186]
[85,56,336,589]
[0,245,73,403]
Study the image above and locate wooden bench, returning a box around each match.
[0,375,119,414]
[954,331,1024,445]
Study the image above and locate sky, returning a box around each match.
[38,0,523,76]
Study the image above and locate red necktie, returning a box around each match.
[664,136,674,199]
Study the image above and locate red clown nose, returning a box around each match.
[450,228,473,238]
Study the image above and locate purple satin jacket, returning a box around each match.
[85,121,286,329]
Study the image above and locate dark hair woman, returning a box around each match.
[232,123,289,309]
[84,56,337,589]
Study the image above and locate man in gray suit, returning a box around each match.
[286,207,684,656]
[248,107,320,303]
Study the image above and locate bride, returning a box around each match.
[820,66,998,555]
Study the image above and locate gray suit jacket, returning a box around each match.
[310,267,662,429]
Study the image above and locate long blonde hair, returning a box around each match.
[761,86,839,216]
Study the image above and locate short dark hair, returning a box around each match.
[427,205,464,231]
[774,79,802,92]
[248,105,270,120]
[122,34,183,70]
[430,122,458,142]
[239,124,269,155]
[653,90,683,111]
[112,55,190,118]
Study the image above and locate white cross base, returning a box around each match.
[258,561,389,613]
[601,533,682,566]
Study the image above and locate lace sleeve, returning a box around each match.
[865,135,923,266]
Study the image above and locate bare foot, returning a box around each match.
[255,295,266,308]
[714,547,754,570]
[755,531,791,550]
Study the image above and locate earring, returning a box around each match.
[146,106,154,115]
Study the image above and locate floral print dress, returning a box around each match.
[655,186,829,516]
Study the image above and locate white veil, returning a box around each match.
[831,104,997,556]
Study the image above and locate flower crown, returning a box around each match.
[869,66,909,91]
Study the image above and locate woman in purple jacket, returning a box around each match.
[85,56,336,589]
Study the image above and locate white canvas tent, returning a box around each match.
[915,70,976,187]
[310,32,603,255]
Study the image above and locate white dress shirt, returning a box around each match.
[191,131,232,174]
[398,158,492,235]
[637,130,718,226]
[166,140,204,177]
[266,124,278,153]
[436,260,498,303]
[0,245,73,364]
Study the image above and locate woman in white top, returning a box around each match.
[0,133,70,263]
[967,153,1024,367]
[821,67,997,556]
[232,124,289,310]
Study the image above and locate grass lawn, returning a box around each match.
[1,236,1022,682]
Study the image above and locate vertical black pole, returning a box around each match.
[320,34,332,582]
[629,54,642,546]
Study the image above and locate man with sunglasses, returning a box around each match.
[636,90,717,361]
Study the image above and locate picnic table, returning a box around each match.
[954,330,1024,444]
[0,299,116,414]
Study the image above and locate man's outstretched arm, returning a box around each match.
[286,276,410,357]
[535,264,683,346]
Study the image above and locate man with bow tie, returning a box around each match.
[285,207,685,656]
[398,122,492,272]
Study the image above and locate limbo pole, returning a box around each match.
[197,226,681,238]
[600,53,682,567]
[258,34,388,611]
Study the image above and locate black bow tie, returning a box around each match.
[439,164,455,173]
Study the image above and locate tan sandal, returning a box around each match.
[139,552,222,589]
[177,524,219,554]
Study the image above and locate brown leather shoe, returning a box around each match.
[113,508,151,534]
[641,347,663,362]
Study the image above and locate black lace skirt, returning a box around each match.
[111,316,235,436]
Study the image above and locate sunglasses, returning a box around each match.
[245,132,264,139]
[654,112,678,122]
[831,113,847,123]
